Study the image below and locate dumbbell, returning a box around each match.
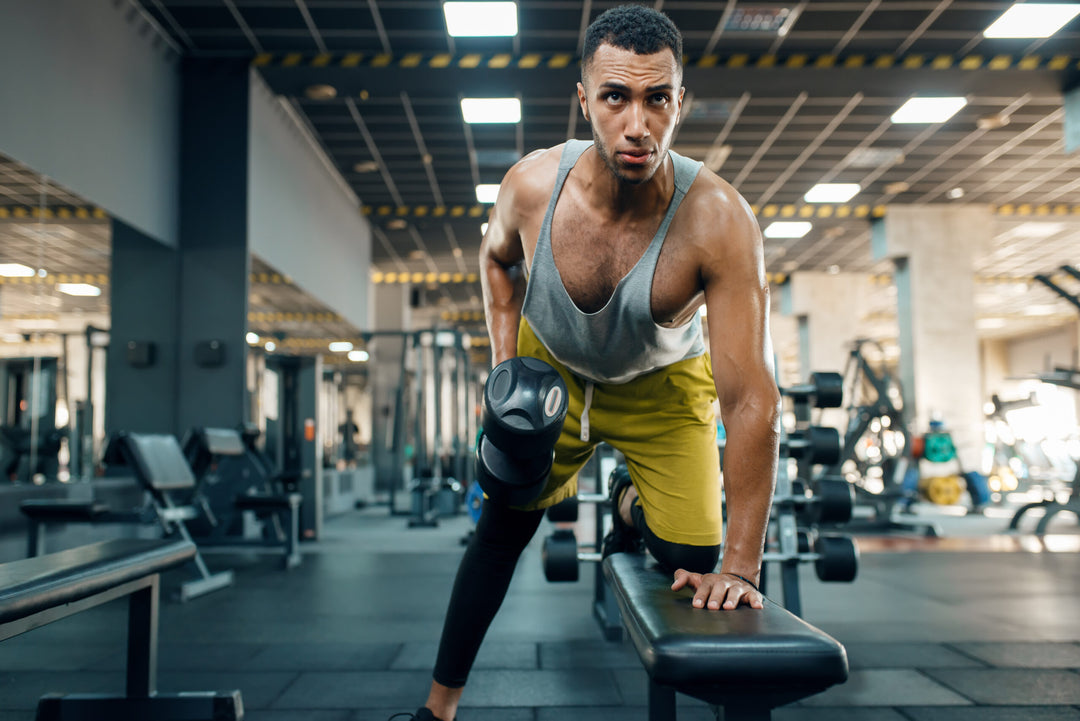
[476,357,568,507]
[763,532,859,582]
[782,425,842,466]
[782,372,844,409]
[779,478,855,525]
[542,529,603,582]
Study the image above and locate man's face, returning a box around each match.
[577,43,685,185]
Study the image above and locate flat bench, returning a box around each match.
[0,538,243,720]
[603,553,848,721]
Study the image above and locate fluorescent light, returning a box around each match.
[246,332,260,345]
[891,97,967,124]
[57,283,101,297]
[804,183,860,203]
[1023,304,1061,316]
[976,317,1007,330]
[347,350,370,362]
[0,263,35,277]
[329,341,354,353]
[461,98,521,124]
[265,341,276,352]
[763,221,812,239]
[444,1,517,37]
[476,184,501,204]
[984,3,1080,38]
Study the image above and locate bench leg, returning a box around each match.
[284,503,302,569]
[649,678,677,721]
[27,520,44,558]
[126,575,159,697]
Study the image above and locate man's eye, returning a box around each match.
[605,92,623,102]
[651,94,669,104]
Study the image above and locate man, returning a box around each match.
[398,6,780,720]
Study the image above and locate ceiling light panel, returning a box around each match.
[461,98,521,124]
[984,3,1080,38]
[891,97,968,124]
[444,2,518,37]
[804,183,861,203]
[764,222,813,239]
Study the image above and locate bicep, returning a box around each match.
[480,171,528,269]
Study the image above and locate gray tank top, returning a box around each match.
[521,139,707,384]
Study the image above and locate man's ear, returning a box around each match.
[577,81,589,121]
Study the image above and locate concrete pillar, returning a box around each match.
[175,60,251,433]
[106,218,180,435]
[781,271,870,377]
[873,205,993,468]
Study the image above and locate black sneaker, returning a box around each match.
[601,466,643,558]
[387,709,455,721]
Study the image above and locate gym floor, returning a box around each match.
[1,505,1079,721]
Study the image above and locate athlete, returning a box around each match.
[397,6,780,721]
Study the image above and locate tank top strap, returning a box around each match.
[638,150,703,265]
[537,140,592,250]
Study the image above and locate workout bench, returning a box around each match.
[21,432,236,601]
[0,538,243,720]
[603,553,848,721]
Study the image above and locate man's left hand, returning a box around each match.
[671,569,764,610]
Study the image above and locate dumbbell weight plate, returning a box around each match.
[546,495,579,523]
[482,357,568,456]
[811,478,855,524]
[813,534,859,582]
[810,371,844,409]
[542,529,580,582]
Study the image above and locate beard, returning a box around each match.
[591,128,660,186]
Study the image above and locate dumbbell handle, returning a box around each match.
[577,493,607,504]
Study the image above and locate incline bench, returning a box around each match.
[603,553,848,721]
[21,432,235,601]
[0,538,243,720]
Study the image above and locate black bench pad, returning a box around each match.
[0,539,195,624]
[603,553,848,707]
[20,500,113,521]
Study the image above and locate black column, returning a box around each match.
[106,218,180,435]
[175,59,251,433]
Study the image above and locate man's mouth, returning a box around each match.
[617,150,652,166]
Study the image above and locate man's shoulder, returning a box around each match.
[502,144,567,207]
[682,166,756,231]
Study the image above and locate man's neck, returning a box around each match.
[586,149,675,219]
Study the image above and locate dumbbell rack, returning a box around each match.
[759,373,859,617]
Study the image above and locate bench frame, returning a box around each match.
[0,539,242,721]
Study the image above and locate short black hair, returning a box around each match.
[581,5,683,77]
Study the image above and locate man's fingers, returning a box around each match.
[670,569,699,591]
[706,583,729,610]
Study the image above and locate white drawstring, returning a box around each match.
[580,381,594,442]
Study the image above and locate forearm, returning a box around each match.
[480,252,526,366]
[718,400,780,584]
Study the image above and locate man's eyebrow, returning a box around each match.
[596,82,675,93]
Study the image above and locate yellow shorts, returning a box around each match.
[515,318,723,546]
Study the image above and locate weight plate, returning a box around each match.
[814,534,858,582]
[542,530,579,582]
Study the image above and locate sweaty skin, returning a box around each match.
[423,41,782,721]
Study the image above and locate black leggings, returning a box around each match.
[432,499,721,688]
